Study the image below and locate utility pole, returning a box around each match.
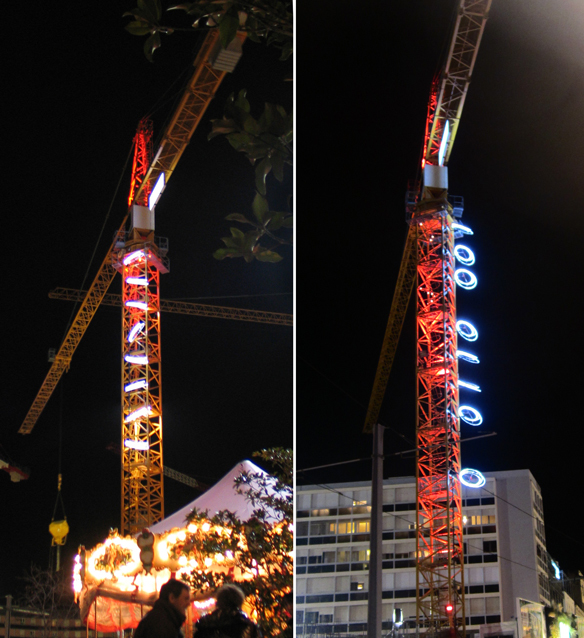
[368,423,384,638]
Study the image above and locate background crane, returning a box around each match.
[363,2,492,637]
[48,288,293,326]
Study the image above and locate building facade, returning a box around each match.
[296,469,554,637]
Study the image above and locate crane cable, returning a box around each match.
[49,382,69,555]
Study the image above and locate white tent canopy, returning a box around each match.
[149,460,276,534]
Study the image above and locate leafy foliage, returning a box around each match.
[181,448,292,636]
[123,0,292,62]
[214,192,292,263]
[209,90,292,196]
[123,1,293,263]
[211,92,292,262]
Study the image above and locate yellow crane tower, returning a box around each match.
[18,29,260,536]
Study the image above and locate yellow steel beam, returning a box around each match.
[18,215,129,434]
[133,30,246,207]
[49,287,293,326]
[363,225,417,433]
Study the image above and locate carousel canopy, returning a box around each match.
[149,460,276,534]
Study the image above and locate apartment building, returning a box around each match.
[296,469,552,637]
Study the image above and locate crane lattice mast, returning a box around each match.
[364,1,491,636]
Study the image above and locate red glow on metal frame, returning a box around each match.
[128,119,153,206]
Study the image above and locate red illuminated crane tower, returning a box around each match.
[364,2,491,637]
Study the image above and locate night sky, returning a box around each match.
[1,5,292,596]
[297,0,584,576]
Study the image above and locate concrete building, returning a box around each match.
[296,469,558,637]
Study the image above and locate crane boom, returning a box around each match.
[18,29,245,438]
[49,287,293,326]
[424,0,492,167]
[133,30,246,208]
[18,215,129,435]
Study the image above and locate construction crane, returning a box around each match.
[363,2,492,637]
[48,288,293,326]
[19,28,249,537]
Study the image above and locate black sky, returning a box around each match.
[1,5,292,596]
[297,0,584,575]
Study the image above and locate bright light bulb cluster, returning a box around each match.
[454,219,484,487]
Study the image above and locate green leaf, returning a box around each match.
[256,249,283,263]
[234,89,250,113]
[279,40,293,61]
[244,230,261,251]
[220,236,238,248]
[218,11,239,49]
[125,21,153,36]
[282,216,293,228]
[252,193,269,224]
[143,32,161,62]
[137,0,162,22]
[230,227,245,239]
[271,150,284,182]
[226,132,254,150]
[208,118,238,140]
[225,213,256,225]
[242,113,260,135]
[213,248,237,260]
[255,157,271,195]
[266,211,287,231]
